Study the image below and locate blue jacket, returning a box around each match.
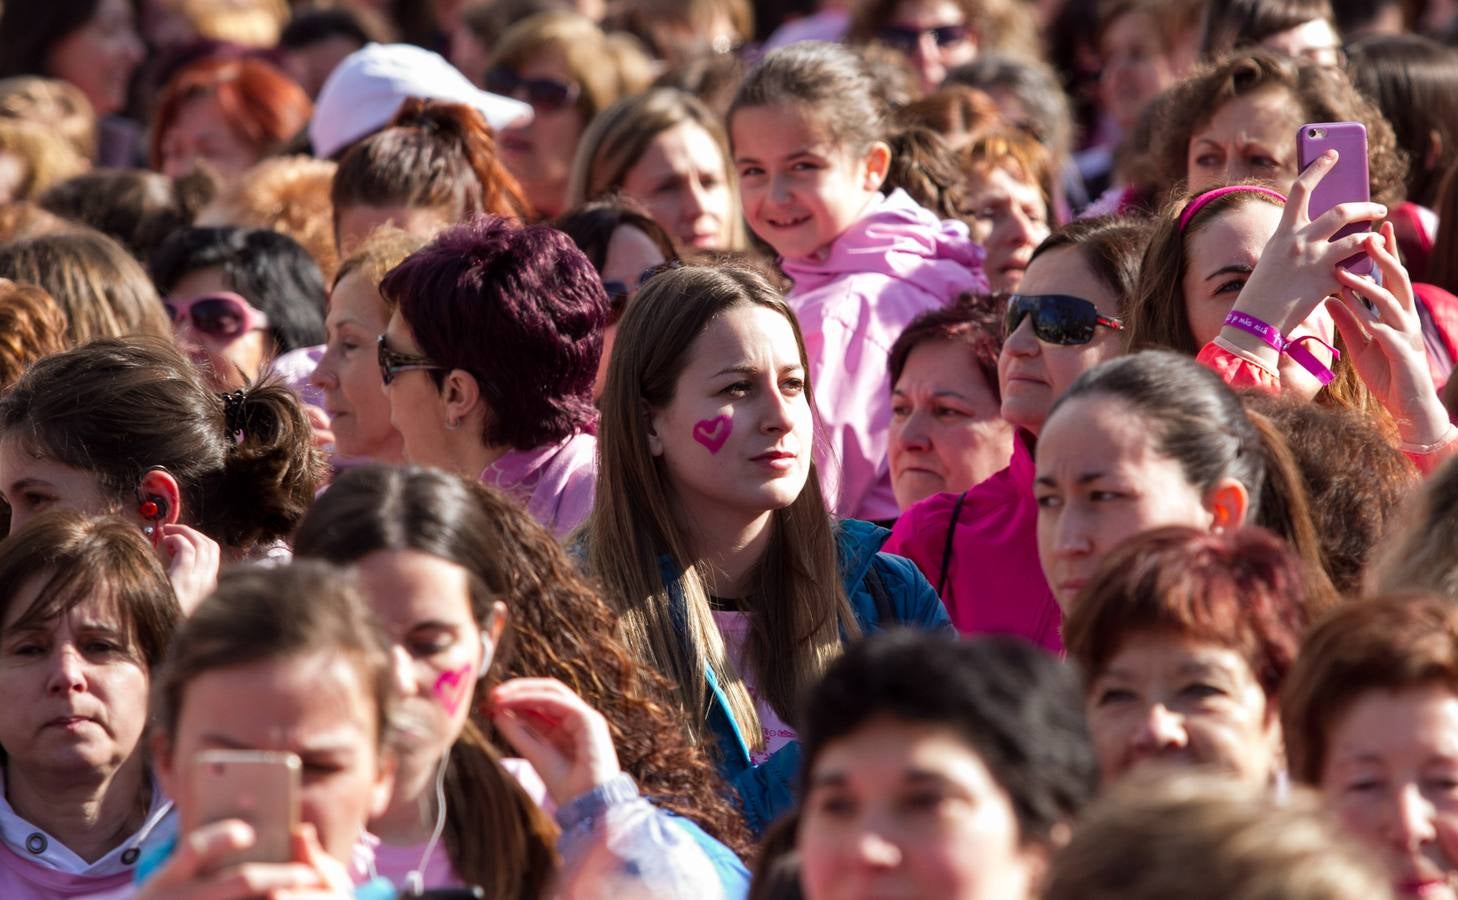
[687,519,952,834]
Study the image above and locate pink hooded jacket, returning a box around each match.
[883,437,1063,652]
[783,189,988,521]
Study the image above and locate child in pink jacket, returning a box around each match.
[729,42,987,521]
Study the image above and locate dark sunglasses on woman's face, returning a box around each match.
[1004,293,1124,345]
[877,23,971,53]
[163,292,269,341]
[484,67,580,113]
[601,260,681,324]
[377,334,444,386]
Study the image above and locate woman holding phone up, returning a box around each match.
[137,563,729,899]
[1125,160,1456,473]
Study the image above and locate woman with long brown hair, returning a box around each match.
[585,264,950,834]
[293,464,752,895]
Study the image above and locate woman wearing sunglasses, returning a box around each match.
[377,216,605,540]
[150,226,326,392]
[884,215,1151,649]
[846,0,1038,95]
[1125,165,1457,474]
[488,11,653,218]
[554,198,680,397]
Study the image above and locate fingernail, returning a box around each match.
[1324,149,1338,161]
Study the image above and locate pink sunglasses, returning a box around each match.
[163,292,270,340]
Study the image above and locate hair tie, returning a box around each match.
[220,390,247,442]
[1178,185,1288,232]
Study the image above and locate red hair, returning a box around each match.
[150,57,312,170]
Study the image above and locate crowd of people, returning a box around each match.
[2,0,1458,897]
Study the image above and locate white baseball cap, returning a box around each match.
[310,42,533,159]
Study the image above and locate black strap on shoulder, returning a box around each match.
[864,559,894,627]
[936,491,969,598]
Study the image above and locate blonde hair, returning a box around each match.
[330,226,431,311]
[198,155,339,282]
[177,0,290,47]
[0,278,67,390]
[490,11,653,124]
[0,118,89,202]
[0,76,96,160]
[586,265,857,751]
[567,87,745,249]
[1044,772,1393,900]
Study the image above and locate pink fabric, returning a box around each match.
[480,430,598,540]
[369,757,553,890]
[0,844,133,899]
[783,189,988,521]
[270,343,326,410]
[711,610,797,766]
[763,8,849,48]
[883,439,1062,652]
[1196,341,1457,475]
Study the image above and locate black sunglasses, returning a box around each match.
[484,67,580,113]
[1004,293,1123,345]
[877,23,971,53]
[377,334,444,386]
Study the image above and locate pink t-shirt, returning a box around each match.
[711,610,796,766]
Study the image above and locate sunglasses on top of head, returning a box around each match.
[484,67,581,113]
[1004,293,1124,345]
[877,23,972,53]
[164,292,270,341]
[377,334,445,386]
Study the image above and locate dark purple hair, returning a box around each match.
[379,216,607,450]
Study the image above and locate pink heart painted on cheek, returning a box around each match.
[432,665,473,717]
[693,415,732,454]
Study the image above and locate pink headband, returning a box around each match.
[1178,185,1289,232]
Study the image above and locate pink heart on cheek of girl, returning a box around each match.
[692,415,732,454]
[432,665,473,717]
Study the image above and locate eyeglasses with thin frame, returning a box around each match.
[484,67,581,113]
[1004,293,1124,345]
[877,23,972,53]
[163,292,270,341]
[377,334,445,386]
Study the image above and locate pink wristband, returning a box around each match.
[1222,311,1340,386]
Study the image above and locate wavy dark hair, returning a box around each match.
[379,216,607,451]
[292,465,753,861]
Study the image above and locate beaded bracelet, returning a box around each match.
[1222,311,1340,386]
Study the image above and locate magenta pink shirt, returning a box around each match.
[480,430,598,540]
[883,438,1063,652]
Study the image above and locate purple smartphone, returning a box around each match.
[1296,121,1373,276]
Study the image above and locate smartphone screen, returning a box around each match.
[186,749,301,872]
[1296,121,1374,276]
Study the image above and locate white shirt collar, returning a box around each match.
[0,767,176,877]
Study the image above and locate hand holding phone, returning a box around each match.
[1296,121,1376,276]
[183,749,300,874]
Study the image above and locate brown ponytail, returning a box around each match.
[204,379,326,552]
[880,126,968,222]
[1246,411,1340,613]
[331,98,533,228]
[442,719,558,900]
[0,337,324,554]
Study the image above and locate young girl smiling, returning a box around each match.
[729,42,986,522]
